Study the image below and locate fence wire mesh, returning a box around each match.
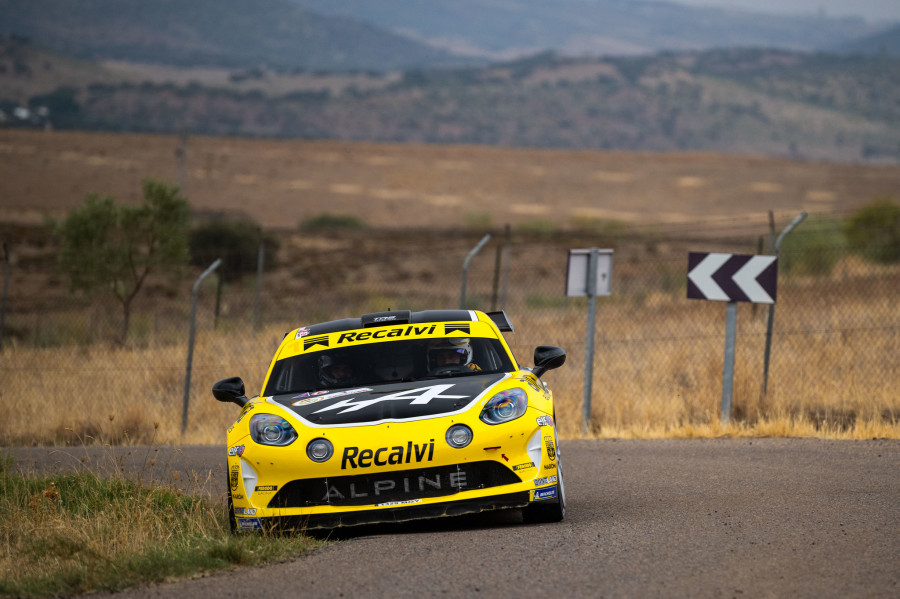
[1,218,897,444]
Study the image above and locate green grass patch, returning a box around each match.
[517,218,557,236]
[569,215,626,241]
[0,455,322,597]
[780,216,847,277]
[463,211,493,229]
[525,293,569,309]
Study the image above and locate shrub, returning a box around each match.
[299,213,367,230]
[844,199,900,264]
[779,217,846,277]
[189,218,279,282]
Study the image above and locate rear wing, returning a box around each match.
[486,310,514,333]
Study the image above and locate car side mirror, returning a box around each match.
[212,377,250,408]
[532,346,566,379]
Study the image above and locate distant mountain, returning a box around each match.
[833,24,900,56]
[0,0,884,74]
[288,0,881,58]
[0,0,465,72]
[4,39,898,163]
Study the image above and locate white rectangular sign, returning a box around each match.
[566,249,613,297]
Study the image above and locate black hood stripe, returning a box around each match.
[270,373,509,429]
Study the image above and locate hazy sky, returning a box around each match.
[669,0,900,23]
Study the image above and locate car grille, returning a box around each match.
[268,461,521,508]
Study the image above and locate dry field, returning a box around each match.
[2,248,897,445]
[3,129,900,231]
[2,275,897,446]
[0,129,898,444]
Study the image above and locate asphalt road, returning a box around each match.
[9,439,899,598]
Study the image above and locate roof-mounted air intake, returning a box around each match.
[361,310,412,327]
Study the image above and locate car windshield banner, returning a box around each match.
[271,373,507,427]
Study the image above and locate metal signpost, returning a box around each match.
[566,248,613,434]
[687,252,778,422]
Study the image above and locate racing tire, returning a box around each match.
[523,424,566,524]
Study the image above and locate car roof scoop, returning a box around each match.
[361,310,412,327]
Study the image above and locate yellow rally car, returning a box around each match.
[212,309,566,530]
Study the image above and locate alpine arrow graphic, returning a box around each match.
[687,252,777,304]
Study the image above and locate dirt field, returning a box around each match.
[2,129,899,232]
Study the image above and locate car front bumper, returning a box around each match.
[229,413,560,530]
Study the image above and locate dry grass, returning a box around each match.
[524,285,898,440]
[2,276,896,445]
[0,454,321,596]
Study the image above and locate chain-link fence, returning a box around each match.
[1,216,897,445]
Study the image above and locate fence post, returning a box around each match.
[460,234,491,309]
[0,243,8,352]
[491,241,502,311]
[182,258,222,439]
[762,211,807,398]
[214,272,223,329]
[582,248,598,434]
[490,224,513,310]
[499,224,511,309]
[253,227,265,333]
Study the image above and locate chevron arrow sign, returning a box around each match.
[687,252,778,304]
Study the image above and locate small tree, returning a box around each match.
[57,179,189,344]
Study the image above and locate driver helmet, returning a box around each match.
[318,353,354,387]
[428,338,473,371]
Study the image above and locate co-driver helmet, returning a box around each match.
[318,353,354,387]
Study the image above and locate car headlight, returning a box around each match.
[446,424,473,448]
[307,438,334,462]
[479,388,528,425]
[249,414,298,446]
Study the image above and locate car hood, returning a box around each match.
[270,373,509,428]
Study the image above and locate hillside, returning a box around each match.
[3,41,898,163]
[0,0,462,72]
[288,0,881,58]
[834,24,900,56]
[0,0,885,74]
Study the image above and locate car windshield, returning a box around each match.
[264,337,515,396]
